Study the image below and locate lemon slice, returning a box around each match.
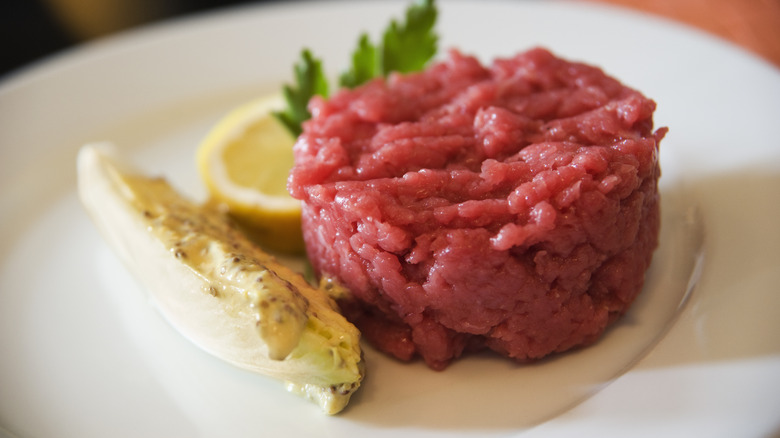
[197,94,303,254]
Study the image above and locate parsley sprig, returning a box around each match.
[379,0,438,77]
[339,34,380,89]
[273,0,438,136]
[273,49,329,137]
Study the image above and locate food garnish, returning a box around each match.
[274,0,438,136]
[196,93,304,254]
[341,0,437,87]
[78,144,364,414]
[273,50,329,137]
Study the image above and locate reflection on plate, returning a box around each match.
[1,1,779,437]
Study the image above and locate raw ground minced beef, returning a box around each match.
[289,47,666,370]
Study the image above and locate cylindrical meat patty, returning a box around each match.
[289,47,666,370]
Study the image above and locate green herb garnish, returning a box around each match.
[339,33,380,89]
[379,0,438,77]
[274,0,438,136]
[273,49,329,137]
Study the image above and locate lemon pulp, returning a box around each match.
[197,94,303,254]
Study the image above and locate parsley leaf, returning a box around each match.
[277,0,438,136]
[339,33,380,89]
[381,0,438,75]
[273,49,329,137]
[339,0,438,89]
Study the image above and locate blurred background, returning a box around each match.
[1,0,779,80]
[0,0,261,78]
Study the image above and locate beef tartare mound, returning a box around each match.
[288,47,666,370]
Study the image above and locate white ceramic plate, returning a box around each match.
[1,1,779,437]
